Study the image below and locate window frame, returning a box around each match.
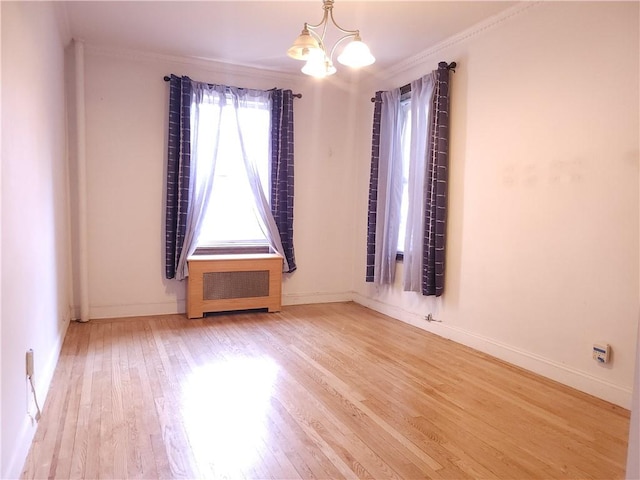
[396,91,413,260]
[192,91,272,252]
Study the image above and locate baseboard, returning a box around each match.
[78,291,352,319]
[84,292,353,319]
[71,292,353,319]
[282,291,352,306]
[86,300,186,320]
[5,320,69,480]
[352,293,633,409]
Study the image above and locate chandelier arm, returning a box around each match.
[328,32,358,62]
[320,17,329,46]
[327,7,359,35]
[306,27,328,56]
[306,8,330,53]
[305,7,329,30]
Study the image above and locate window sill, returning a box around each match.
[193,245,271,256]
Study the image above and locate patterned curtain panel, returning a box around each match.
[164,75,193,279]
[365,91,383,282]
[366,63,452,295]
[422,63,452,296]
[270,89,297,273]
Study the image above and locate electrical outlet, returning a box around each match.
[593,343,611,364]
[26,349,34,378]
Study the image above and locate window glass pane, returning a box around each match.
[195,96,271,247]
[397,99,411,254]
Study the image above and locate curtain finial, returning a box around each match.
[438,61,457,72]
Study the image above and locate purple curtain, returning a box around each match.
[422,62,451,296]
[164,75,192,279]
[270,89,297,273]
[365,91,383,282]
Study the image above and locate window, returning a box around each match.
[165,75,297,280]
[397,96,412,256]
[193,94,271,249]
[366,66,451,295]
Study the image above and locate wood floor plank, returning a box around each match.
[21,302,630,479]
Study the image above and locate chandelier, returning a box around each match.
[287,0,375,78]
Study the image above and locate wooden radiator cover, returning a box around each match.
[186,254,283,319]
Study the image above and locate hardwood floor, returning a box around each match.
[22,302,629,479]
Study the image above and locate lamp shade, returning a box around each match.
[301,49,336,78]
[337,38,375,68]
[287,27,320,60]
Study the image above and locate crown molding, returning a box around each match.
[83,43,302,85]
[377,1,541,81]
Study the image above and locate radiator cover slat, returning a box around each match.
[203,270,269,300]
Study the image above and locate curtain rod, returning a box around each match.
[163,76,302,98]
[370,61,457,102]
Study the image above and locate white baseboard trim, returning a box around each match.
[83,293,353,319]
[87,300,186,320]
[352,293,632,409]
[78,292,352,320]
[283,291,352,306]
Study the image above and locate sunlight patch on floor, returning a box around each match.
[181,355,280,477]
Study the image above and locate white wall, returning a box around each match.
[352,1,639,408]
[1,2,72,478]
[627,321,639,478]
[1,2,4,468]
[628,82,640,475]
[78,47,358,319]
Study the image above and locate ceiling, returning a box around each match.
[61,1,517,76]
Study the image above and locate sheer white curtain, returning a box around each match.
[373,88,403,285]
[231,88,289,272]
[175,82,224,280]
[175,83,288,280]
[403,73,435,292]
